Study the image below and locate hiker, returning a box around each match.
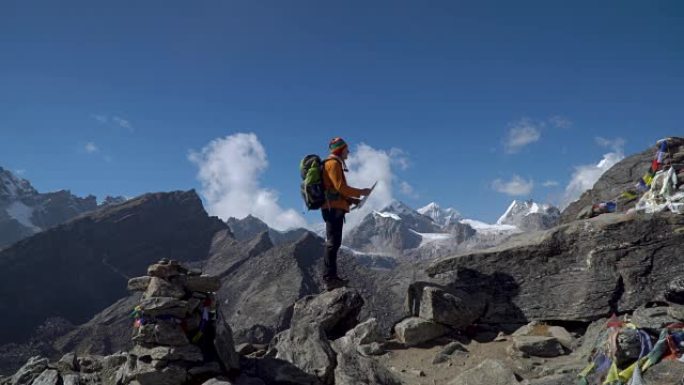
[321,137,372,290]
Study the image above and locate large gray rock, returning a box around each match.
[331,336,401,385]
[343,318,382,346]
[142,277,185,299]
[631,306,679,331]
[130,345,204,363]
[394,317,450,346]
[139,297,188,318]
[9,356,48,385]
[642,360,684,385]
[292,288,364,339]
[29,370,58,385]
[668,305,684,320]
[512,336,565,358]
[448,359,519,385]
[428,211,684,323]
[273,324,336,385]
[417,286,484,328]
[214,309,240,372]
[133,320,189,347]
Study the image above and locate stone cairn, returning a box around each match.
[121,259,224,385]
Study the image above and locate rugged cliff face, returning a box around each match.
[427,211,684,323]
[0,190,226,345]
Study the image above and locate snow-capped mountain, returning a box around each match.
[417,202,462,226]
[496,199,561,232]
[0,167,125,249]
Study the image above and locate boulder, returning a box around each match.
[214,309,240,372]
[127,277,151,292]
[394,317,450,346]
[147,262,185,279]
[61,374,79,385]
[133,321,189,347]
[427,212,684,323]
[76,355,103,373]
[632,306,679,331]
[10,356,48,385]
[128,363,187,385]
[343,318,382,346]
[143,277,185,299]
[448,359,519,385]
[273,324,336,385]
[30,370,59,385]
[667,305,684,320]
[331,338,401,385]
[56,352,77,372]
[418,286,484,328]
[512,336,565,358]
[292,288,364,339]
[642,360,684,384]
[432,341,468,364]
[130,345,203,363]
[139,297,188,318]
[547,326,575,350]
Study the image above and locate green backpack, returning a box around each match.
[299,154,328,210]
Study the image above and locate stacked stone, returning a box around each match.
[121,259,223,385]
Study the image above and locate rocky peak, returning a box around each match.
[0,167,37,200]
[417,202,462,226]
[496,199,560,232]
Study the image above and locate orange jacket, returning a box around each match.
[322,156,363,212]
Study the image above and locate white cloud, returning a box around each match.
[15,169,26,175]
[188,133,306,231]
[85,142,99,154]
[92,114,108,124]
[549,115,572,129]
[595,136,626,153]
[399,180,419,198]
[342,143,409,230]
[112,116,133,131]
[560,143,625,209]
[505,118,542,153]
[491,175,534,196]
[92,114,134,132]
[542,180,560,187]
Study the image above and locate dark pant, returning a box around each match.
[322,208,345,280]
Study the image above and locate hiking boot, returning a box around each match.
[324,277,348,291]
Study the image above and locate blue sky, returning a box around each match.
[1,0,682,226]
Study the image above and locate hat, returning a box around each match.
[329,137,348,155]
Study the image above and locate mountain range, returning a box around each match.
[0,167,126,249]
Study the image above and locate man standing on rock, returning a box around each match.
[321,137,372,291]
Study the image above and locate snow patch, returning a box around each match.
[409,229,454,247]
[373,211,401,221]
[6,201,41,232]
[460,219,519,234]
